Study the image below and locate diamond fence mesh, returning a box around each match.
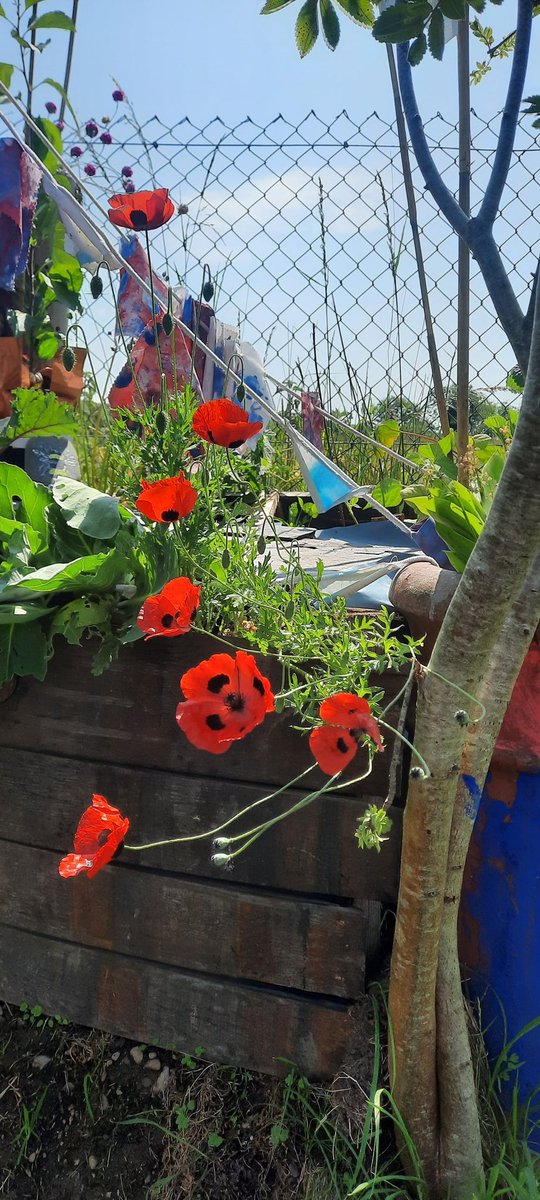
[68,108,540,419]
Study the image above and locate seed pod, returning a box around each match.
[62,346,75,372]
[90,274,103,299]
[285,600,295,620]
[202,280,214,302]
[162,311,173,336]
[221,548,231,570]
[155,410,167,436]
[236,383,245,403]
[257,535,266,555]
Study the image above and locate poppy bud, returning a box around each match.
[211,853,232,869]
[162,312,173,336]
[257,535,266,555]
[275,697,285,714]
[213,837,231,849]
[236,383,245,403]
[62,347,75,372]
[410,766,426,780]
[202,280,214,302]
[455,709,469,726]
[285,600,295,620]
[90,274,103,299]
[221,548,231,569]
[155,410,167,436]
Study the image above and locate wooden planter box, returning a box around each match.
[0,634,403,1078]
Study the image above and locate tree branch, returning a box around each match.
[478,0,533,228]
[396,42,469,241]
[467,222,529,373]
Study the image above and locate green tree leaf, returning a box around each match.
[373,0,431,43]
[29,116,62,174]
[5,387,76,444]
[52,477,121,541]
[371,477,403,508]
[35,328,59,360]
[320,0,341,48]
[27,10,76,31]
[260,0,297,10]
[0,63,13,89]
[334,0,374,27]
[295,0,319,55]
[428,7,445,58]
[468,0,486,11]
[408,31,427,63]
[439,0,465,16]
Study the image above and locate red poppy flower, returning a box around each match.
[58,794,130,879]
[135,473,197,523]
[192,399,263,449]
[108,187,175,232]
[137,577,201,640]
[176,650,275,754]
[309,692,383,776]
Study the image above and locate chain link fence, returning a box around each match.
[70,108,540,416]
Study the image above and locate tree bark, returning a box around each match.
[389,282,540,1197]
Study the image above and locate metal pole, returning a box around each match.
[457,15,471,482]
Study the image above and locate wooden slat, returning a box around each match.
[0,637,402,796]
[0,748,402,902]
[0,842,366,997]
[0,925,353,1079]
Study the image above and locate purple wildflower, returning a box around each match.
[56,120,65,132]
[121,165,133,178]
[45,100,57,114]
[124,180,135,194]
[84,163,97,177]
[70,146,83,158]
[100,131,113,145]
[85,120,99,138]
[112,88,125,102]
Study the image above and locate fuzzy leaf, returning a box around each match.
[320,0,341,48]
[428,7,445,58]
[52,477,121,540]
[295,0,319,55]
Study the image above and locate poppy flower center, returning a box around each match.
[130,210,148,230]
[225,692,244,713]
[161,508,180,521]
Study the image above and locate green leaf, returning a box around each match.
[6,387,76,444]
[0,514,45,557]
[52,477,121,541]
[506,367,524,393]
[320,0,340,48]
[334,0,374,27]
[27,10,76,31]
[468,0,486,10]
[260,0,297,10]
[0,602,50,624]
[35,328,59,360]
[295,0,319,55]
[42,76,78,124]
[0,549,126,600]
[371,477,403,508]
[408,31,427,63]
[428,7,445,58]
[0,63,13,90]
[0,620,48,685]
[439,0,465,16]
[29,116,62,172]
[0,6,6,16]
[49,597,112,645]
[376,418,400,449]
[207,1132,224,1149]
[0,462,49,538]
[373,0,431,43]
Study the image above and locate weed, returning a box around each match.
[12,1086,49,1168]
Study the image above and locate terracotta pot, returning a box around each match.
[0,337,31,417]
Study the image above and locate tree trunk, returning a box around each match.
[389,283,540,1197]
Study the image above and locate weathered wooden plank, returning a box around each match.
[0,637,402,796]
[0,925,353,1078]
[0,842,366,997]
[0,747,402,903]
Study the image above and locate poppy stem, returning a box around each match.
[189,263,211,391]
[225,774,342,860]
[379,659,416,720]
[415,656,486,723]
[122,764,317,853]
[379,718,432,780]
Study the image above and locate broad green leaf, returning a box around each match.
[0,462,49,538]
[5,387,76,444]
[408,31,427,63]
[0,63,13,90]
[260,0,297,10]
[468,0,486,11]
[376,418,400,448]
[0,6,6,17]
[42,76,78,123]
[52,477,121,540]
[371,477,403,508]
[0,602,51,624]
[373,0,431,43]
[0,514,44,557]
[320,0,341,48]
[35,328,60,360]
[29,116,62,173]
[428,7,445,58]
[0,549,126,599]
[483,413,509,433]
[439,0,465,16]
[0,620,48,685]
[49,597,112,645]
[27,10,76,30]
[295,0,319,55]
[334,0,374,26]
